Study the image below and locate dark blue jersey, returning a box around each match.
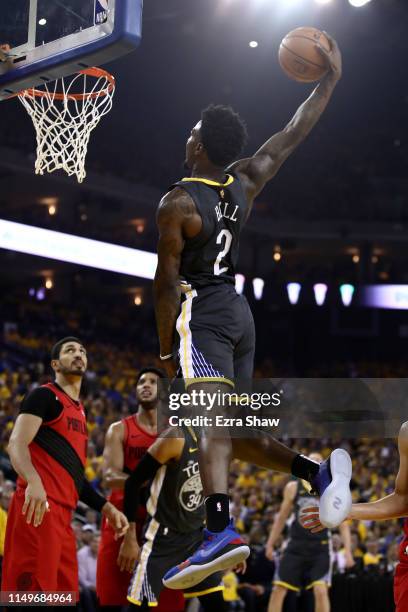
[174,173,248,289]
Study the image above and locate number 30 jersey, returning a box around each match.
[174,173,248,289]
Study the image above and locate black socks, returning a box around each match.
[205,494,230,532]
[291,454,320,483]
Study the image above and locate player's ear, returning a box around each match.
[51,359,60,373]
[195,142,204,155]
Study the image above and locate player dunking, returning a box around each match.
[154,34,353,589]
[97,367,183,611]
[301,422,408,612]
[1,337,128,601]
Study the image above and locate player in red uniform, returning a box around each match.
[1,337,128,602]
[301,421,408,612]
[97,367,184,612]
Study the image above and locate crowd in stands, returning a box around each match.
[0,318,403,611]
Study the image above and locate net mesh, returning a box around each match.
[18,69,115,183]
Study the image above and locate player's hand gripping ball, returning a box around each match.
[279,27,331,83]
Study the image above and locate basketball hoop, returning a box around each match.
[18,67,115,183]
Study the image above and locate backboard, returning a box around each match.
[0,0,142,100]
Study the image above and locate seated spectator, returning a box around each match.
[363,538,383,567]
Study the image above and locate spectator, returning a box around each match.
[364,538,383,567]
[78,533,100,612]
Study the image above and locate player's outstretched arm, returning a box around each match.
[154,188,195,376]
[229,33,342,203]
[265,480,297,560]
[102,421,127,489]
[8,414,49,527]
[301,422,408,532]
[350,422,408,521]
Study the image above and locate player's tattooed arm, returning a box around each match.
[229,33,342,204]
[154,188,195,368]
[102,421,127,489]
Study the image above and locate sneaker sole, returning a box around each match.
[319,448,352,529]
[162,545,250,590]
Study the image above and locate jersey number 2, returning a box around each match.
[214,229,233,276]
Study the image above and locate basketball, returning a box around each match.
[279,27,330,83]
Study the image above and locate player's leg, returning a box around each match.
[57,512,79,600]
[305,545,331,612]
[163,379,250,590]
[312,583,330,612]
[267,585,288,612]
[1,489,60,592]
[269,546,302,612]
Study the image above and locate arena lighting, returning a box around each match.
[348,0,372,6]
[253,277,264,300]
[340,284,355,307]
[249,41,258,48]
[287,282,301,305]
[45,278,53,290]
[235,273,245,295]
[362,285,408,310]
[0,219,157,280]
[313,283,328,306]
[36,288,46,301]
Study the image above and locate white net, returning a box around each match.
[18,68,115,183]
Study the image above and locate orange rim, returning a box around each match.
[18,67,115,101]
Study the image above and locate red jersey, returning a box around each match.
[108,414,157,515]
[17,382,87,510]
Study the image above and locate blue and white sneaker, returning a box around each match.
[312,448,352,529]
[162,520,250,590]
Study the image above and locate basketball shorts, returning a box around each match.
[1,487,78,595]
[176,283,255,388]
[394,536,408,611]
[273,539,331,592]
[127,518,223,607]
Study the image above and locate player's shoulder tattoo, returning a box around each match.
[159,187,196,220]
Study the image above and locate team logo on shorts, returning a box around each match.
[179,472,204,512]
